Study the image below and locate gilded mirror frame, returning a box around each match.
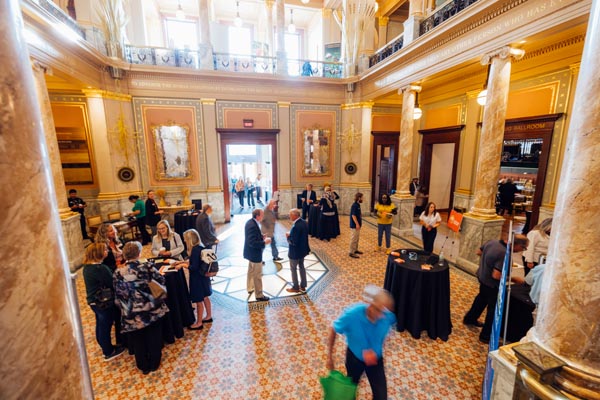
[150,121,193,181]
[301,127,331,177]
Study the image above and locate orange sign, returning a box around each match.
[447,210,463,233]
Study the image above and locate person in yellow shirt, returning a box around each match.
[373,193,397,254]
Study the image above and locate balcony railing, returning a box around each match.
[37,0,86,39]
[420,0,480,36]
[125,45,344,78]
[369,35,404,68]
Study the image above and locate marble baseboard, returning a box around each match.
[391,197,416,236]
[61,214,84,272]
[458,215,504,267]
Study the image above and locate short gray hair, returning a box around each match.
[123,241,142,260]
[289,208,301,218]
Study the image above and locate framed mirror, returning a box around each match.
[302,128,331,176]
[151,122,192,180]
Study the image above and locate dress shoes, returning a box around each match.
[300,287,306,292]
[349,253,360,258]
[255,296,270,302]
[354,250,364,255]
[286,287,301,293]
[189,325,204,330]
[273,257,284,261]
[463,319,484,328]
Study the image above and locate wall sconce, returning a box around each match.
[413,92,422,120]
[477,64,491,106]
[234,1,243,27]
[288,9,296,33]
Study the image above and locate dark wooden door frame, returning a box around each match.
[418,125,464,213]
[217,128,279,223]
[370,132,399,210]
[500,113,563,225]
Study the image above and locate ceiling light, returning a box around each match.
[288,9,296,33]
[234,1,243,27]
[175,1,185,19]
[301,0,310,4]
[413,92,422,120]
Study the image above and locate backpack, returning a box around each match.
[200,247,219,277]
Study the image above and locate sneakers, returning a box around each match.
[104,345,125,362]
[300,287,306,293]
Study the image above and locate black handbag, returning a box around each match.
[93,287,114,310]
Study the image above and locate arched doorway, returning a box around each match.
[217,128,279,223]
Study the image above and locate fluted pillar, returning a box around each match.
[197,0,214,69]
[0,0,93,398]
[275,0,287,75]
[392,85,420,236]
[530,0,600,393]
[470,46,524,217]
[32,62,84,270]
[265,0,275,57]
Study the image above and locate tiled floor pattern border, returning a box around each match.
[76,215,488,399]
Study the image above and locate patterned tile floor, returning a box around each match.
[75,214,490,399]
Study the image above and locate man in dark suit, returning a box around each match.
[301,183,317,220]
[286,208,310,293]
[243,208,271,302]
[409,177,419,196]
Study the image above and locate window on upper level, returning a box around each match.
[165,19,198,49]
[228,26,253,55]
[285,31,301,76]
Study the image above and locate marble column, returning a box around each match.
[197,0,214,69]
[377,16,389,49]
[403,0,425,45]
[529,0,600,393]
[201,98,225,223]
[458,46,524,273]
[0,0,93,398]
[265,0,275,57]
[392,85,420,236]
[275,0,287,75]
[32,62,85,271]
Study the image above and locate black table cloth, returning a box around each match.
[502,284,535,343]
[307,204,321,237]
[174,211,199,237]
[383,249,452,341]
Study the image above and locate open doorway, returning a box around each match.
[370,132,399,210]
[217,129,279,223]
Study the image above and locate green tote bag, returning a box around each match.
[320,370,357,400]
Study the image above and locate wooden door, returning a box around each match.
[371,132,399,209]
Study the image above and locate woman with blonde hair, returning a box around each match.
[523,218,553,273]
[95,223,124,271]
[151,220,185,260]
[178,229,213,330]
[82,242,124,361]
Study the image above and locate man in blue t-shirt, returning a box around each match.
[326,286,396,400]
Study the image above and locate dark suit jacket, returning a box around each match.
[301,189,317,208]
[288,218,310,260]
[243,218,265,262]
[195,212,218,247]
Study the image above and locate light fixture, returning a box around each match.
[477,64,491,106]
[301,0,310,4]
[234,1,243,27]
[288,9,296,33]
[413,92,422,120]
[175,1,185,19]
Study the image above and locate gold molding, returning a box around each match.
[455,188,473,195]
[378,17,389,26]
[322,8,332,18]
[341,101,374,110]
[466,89,480,99]
[518,35,585,63]
[569,62,581,76]
[206,187,223,193]
[97,191,141,200]
[277,101,291,107]
[201,98,216,105]
[82,89,131,101]
[278,184,293,189]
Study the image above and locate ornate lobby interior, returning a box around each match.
[2,0,599,399]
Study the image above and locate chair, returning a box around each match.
[106,211,122,221]
[86,215,103,237]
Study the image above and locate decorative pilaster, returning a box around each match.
[32,61,84,270]
[198,0,214,69]
[528,0,600,394]
[470,46,524,218]
[378,16,389,49]
[403,0,425,45]
[0,0,92,397]
[275,0,287,75]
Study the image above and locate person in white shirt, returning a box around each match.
[419,202,442,254]
[523,218,552,275]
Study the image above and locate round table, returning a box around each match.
[174,210,200,237]
[383,249,452,341]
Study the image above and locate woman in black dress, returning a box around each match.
[145,190,163,236]
[318,185,340,241]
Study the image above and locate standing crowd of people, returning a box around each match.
[233,174,265,210]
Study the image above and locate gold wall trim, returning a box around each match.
[278,184,293,189]
[341,101,374,110]
[322,8,332,18]
[455,189,473,195]
[97,191,141,200]
[569,62,581,75]
[466,90,480,99]
[206,187,223,193]
[277,101,291,107]
[201,98,216,105]
[82,89,131,101]
[379,17,389,26]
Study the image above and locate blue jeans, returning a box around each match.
[270,239,279,258]
[377,224,392,248]
[90,305,122,356]
[345,348,387,400]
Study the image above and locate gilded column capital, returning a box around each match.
[399,85,422,94]
[378,16,389,26]
[82,89,131,101]
[569,62,580,76]
[277,101,290,107]
[480,46,525,65]
[466,89,480,99]
[265,0,274,11]
[322,8,332,18]
[201,98,216,105]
